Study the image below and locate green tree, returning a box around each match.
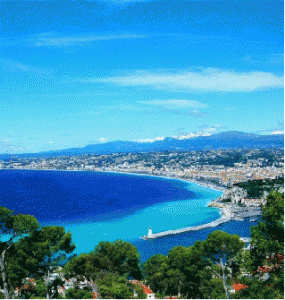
[167,243,212,298]
[96,272,134,299]
[182,241,214,299]
[167,246,187,296]
[0,206,39,298]
[251,192,284,270]
[199,276,226,299]
[142,254,169,296]
[250,191,284,268]
[232,275,284,299]
[64,253,100,296]
[64,240,142,298]
[244,191,284,298]
[18,277,65,299]
[204,230,244,299]
[3,243,32,297]
[16,226,75,299]
[91,240,142,279]
[133,284,147,299]
[143,242,217,299]
[64,253,89,278]
[65,287,93,299]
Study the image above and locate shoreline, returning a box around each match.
[0,167,226,193]
[96,170,226,193]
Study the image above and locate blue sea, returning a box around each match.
[0,170,258,261]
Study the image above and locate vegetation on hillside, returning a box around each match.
[234,177,284,198]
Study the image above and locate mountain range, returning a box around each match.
[1,132,284,159]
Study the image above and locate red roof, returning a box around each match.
[129,280,154,295]
[142,284,153,295]
[233,283,248,292]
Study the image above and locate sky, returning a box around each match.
[1,0,284,154]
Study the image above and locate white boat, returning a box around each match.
[250,218,257,222]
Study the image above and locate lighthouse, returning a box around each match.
[148,227,153,238]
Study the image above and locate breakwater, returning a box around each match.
[141,215,231,239]
[141,203,262,240]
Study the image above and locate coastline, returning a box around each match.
[0,167,226,193]
[98,170,226,193]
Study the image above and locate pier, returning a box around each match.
[141,215,231,240]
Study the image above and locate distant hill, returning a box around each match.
[1,132,283,159]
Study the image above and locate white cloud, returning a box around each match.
[197,124,222,132]
[91,68,284,92]
[258,123,284,135]
[173,124,222,140]
[139,99,208,109]
[135,136,165,143]
[138,99,209,117]
[98,137,108,143]
[34,33,146,47]
[271,130,284,135]
[172,132,212,140]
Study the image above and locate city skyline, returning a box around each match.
[1,0,284,154]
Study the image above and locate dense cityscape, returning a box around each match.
[2,148,283,188]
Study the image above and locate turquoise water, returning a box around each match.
[52,180,222,255]
[0,170,222,259]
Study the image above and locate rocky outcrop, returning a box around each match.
[217,186,247,203]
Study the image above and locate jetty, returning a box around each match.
[141,215,231,240]
[141,199,263,240]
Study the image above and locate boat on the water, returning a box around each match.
[250,218,257,222]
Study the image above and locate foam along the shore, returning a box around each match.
[141,207,232,240]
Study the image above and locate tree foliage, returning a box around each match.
[142,254,169,295]
[15,226,75,299]
[65,287,93,299]
[239,191,285,299]
[64,240,142,299]
[204,230,244,299]
[97,273,134,299]
[143,238,238,299]
[234,178,283,198]
[0,206,39,298]
[250,191,284,269]
[92,240,142,279]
